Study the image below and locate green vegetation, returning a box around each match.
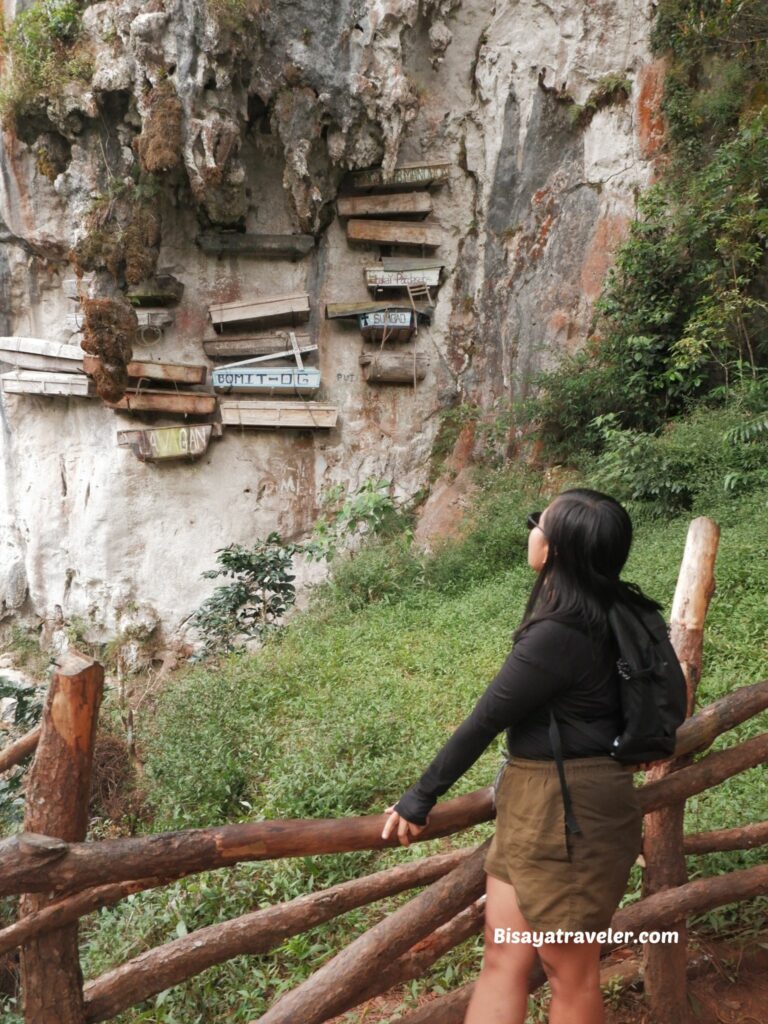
[568,72,631,128]
[191,535,301,657]
[533,0,768,461]
[0,0,92,127]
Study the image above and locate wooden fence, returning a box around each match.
[1,517,767,1024]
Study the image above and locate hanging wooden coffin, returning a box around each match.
[337,193,432,218]
[203,332,312,359]
[208,293,310,331]
[117,423,223,462]
[364,261,443,291]
[104,389,217,416]
[126,275,185,307]
[352,161,451,190]
[65,309,175,333]
[0,337,84,373]
[1,369,94,398]
[82,355,207,385]
[197,233,315,258]
[358,308,417,343]
[360,351,428,384]
[220,399,338,429]
[212,365,320,395]
[346,220,441,248]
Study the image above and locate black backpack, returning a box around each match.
[548,601,687,836]
[606,601,688,763]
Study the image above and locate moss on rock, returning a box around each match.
[135,81,184,174]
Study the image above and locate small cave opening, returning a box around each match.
[247,93,271,134]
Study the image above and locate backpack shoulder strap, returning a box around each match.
[548,708,582,836]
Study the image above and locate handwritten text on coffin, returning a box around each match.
[212,367,321,390]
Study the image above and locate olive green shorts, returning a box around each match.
[484,755,643,932]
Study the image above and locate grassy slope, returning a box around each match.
[71,474,768,1024]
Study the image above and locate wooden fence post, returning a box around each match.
[642,517,719,1024]
[18,651,104,1024]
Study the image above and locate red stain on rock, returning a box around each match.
[636,58,667,165]
[581,212,630,302]
[511,189,557,277]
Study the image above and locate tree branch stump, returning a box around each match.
[642,517,719,1024]
[19,652,103,1024]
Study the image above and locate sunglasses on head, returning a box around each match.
[527,511,542,531]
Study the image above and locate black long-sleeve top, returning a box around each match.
[393,615,622,825]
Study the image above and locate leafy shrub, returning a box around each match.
[588,397,768,516]
[191,534,300,657]
[305,478,406,562]
[530,2,768,462]
[319,535,423,612]
[0,676,44,832]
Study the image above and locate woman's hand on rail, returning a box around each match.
[381,805,430,846]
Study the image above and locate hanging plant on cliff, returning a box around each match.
[191,534,302,658]
[0,0,92,128]
[135,80,184,174]
[71,179,162,287]
[80,296,138,404]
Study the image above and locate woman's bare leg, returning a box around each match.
[464,874,538,1024]
[537,938,604,1024]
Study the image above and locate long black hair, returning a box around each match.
[514,488,660,642]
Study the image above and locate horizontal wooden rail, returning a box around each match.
[639,733,768,814]
[389,862,768,1024]
[82,848,473,1022]
[0,726,41,773]
[254,840,491,1024]
[673,679,768,756]
[0,726,766,899]
[682,818,768,855]
[0,790,489,898]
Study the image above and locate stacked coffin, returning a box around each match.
[206,292,337,429]
[0,337,94,398]
[339,161,448,252]
[82,355,217,418]
[330,161,450,385]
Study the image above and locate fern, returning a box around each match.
[725,413,768,445]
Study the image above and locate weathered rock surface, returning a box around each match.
[0,0,663,644]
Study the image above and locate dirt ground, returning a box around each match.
[328,930,768,1023]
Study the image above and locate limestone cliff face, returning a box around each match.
[0,0,662,646]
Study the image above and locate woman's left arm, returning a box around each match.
[387,620,575,830]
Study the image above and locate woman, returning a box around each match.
[382,488,660,1024]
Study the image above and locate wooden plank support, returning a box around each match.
[81,849,473,1022]
[197,233,315,258]
[19,651,104,1024]
[642,516,720,1024]
[346,220,441,248]
[337,193,432,218]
